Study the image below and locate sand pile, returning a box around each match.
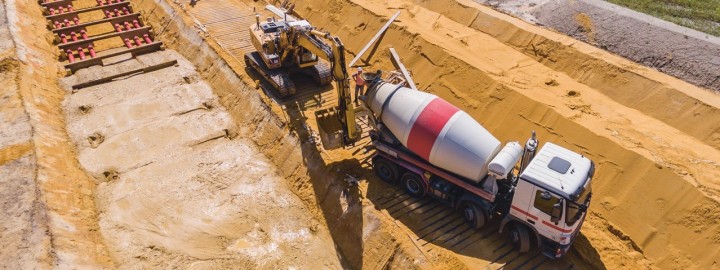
[475,0,720,92]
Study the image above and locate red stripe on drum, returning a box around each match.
[406,98,460,160]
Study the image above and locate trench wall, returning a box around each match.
[133,0,431,268]
[421,0,720,150]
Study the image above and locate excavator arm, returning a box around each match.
[292,29,359,148]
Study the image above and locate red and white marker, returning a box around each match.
[142,34,152,44]
[66,49,75,63]
[88,45,96,58]
[78,47,86,60]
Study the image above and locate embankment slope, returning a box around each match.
[293,0,720,268]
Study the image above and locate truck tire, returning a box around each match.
[401,172,426,198]
[510,224,531,253]
[462,203,487,230]
[373,157,400,184]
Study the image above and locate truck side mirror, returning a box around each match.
[550,201,562,223]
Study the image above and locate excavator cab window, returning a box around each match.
[300,51,317,64]
[261,21,286,33]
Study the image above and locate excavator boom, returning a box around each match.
[290,28,359,149]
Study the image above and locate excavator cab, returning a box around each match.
[296,48,318,68]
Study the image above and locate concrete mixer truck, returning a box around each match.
[317,77,595,258]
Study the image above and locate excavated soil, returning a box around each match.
[288,0,720,268]
[475,0,720,93]
[162,0,720,268]
[2,0,720,269]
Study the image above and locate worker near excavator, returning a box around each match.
[352,67,366,104]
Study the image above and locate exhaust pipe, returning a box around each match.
[519,130,538,174]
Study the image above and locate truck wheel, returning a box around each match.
[510,224,531,253]
[373,157,399,184]
[401,172,426,198]
[462,203,487,230]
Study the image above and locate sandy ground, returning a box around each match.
[2,0,343,268]
[2,0,720,269]
[282,0,720,268]
[474,0,720,92]
[60,50,341,269]
[0,2,52,268]
[169,0,720,268]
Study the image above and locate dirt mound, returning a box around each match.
[476,0,720,92]
[403,0,720,153]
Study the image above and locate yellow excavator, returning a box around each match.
[244,7,360,148]
[246,11,332,97]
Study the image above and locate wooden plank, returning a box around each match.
[389,47,417,90]
[45,1,130,21]
[64,41,162,72]
[57,26,151,50]
[51,13,141,35]
[72,60,178,89]
[40,0,74,10]
[265,5,297,21]
[348,11,400,67]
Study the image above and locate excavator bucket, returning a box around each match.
[316,73,376,150]
[315,108,345,150]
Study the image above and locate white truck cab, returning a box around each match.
[504,142,594,258]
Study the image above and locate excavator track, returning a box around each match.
[244,51,296,98]
[302,61,332,86]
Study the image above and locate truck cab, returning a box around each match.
[503,142,594,258]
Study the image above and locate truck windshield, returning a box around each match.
[566,184,591,226]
